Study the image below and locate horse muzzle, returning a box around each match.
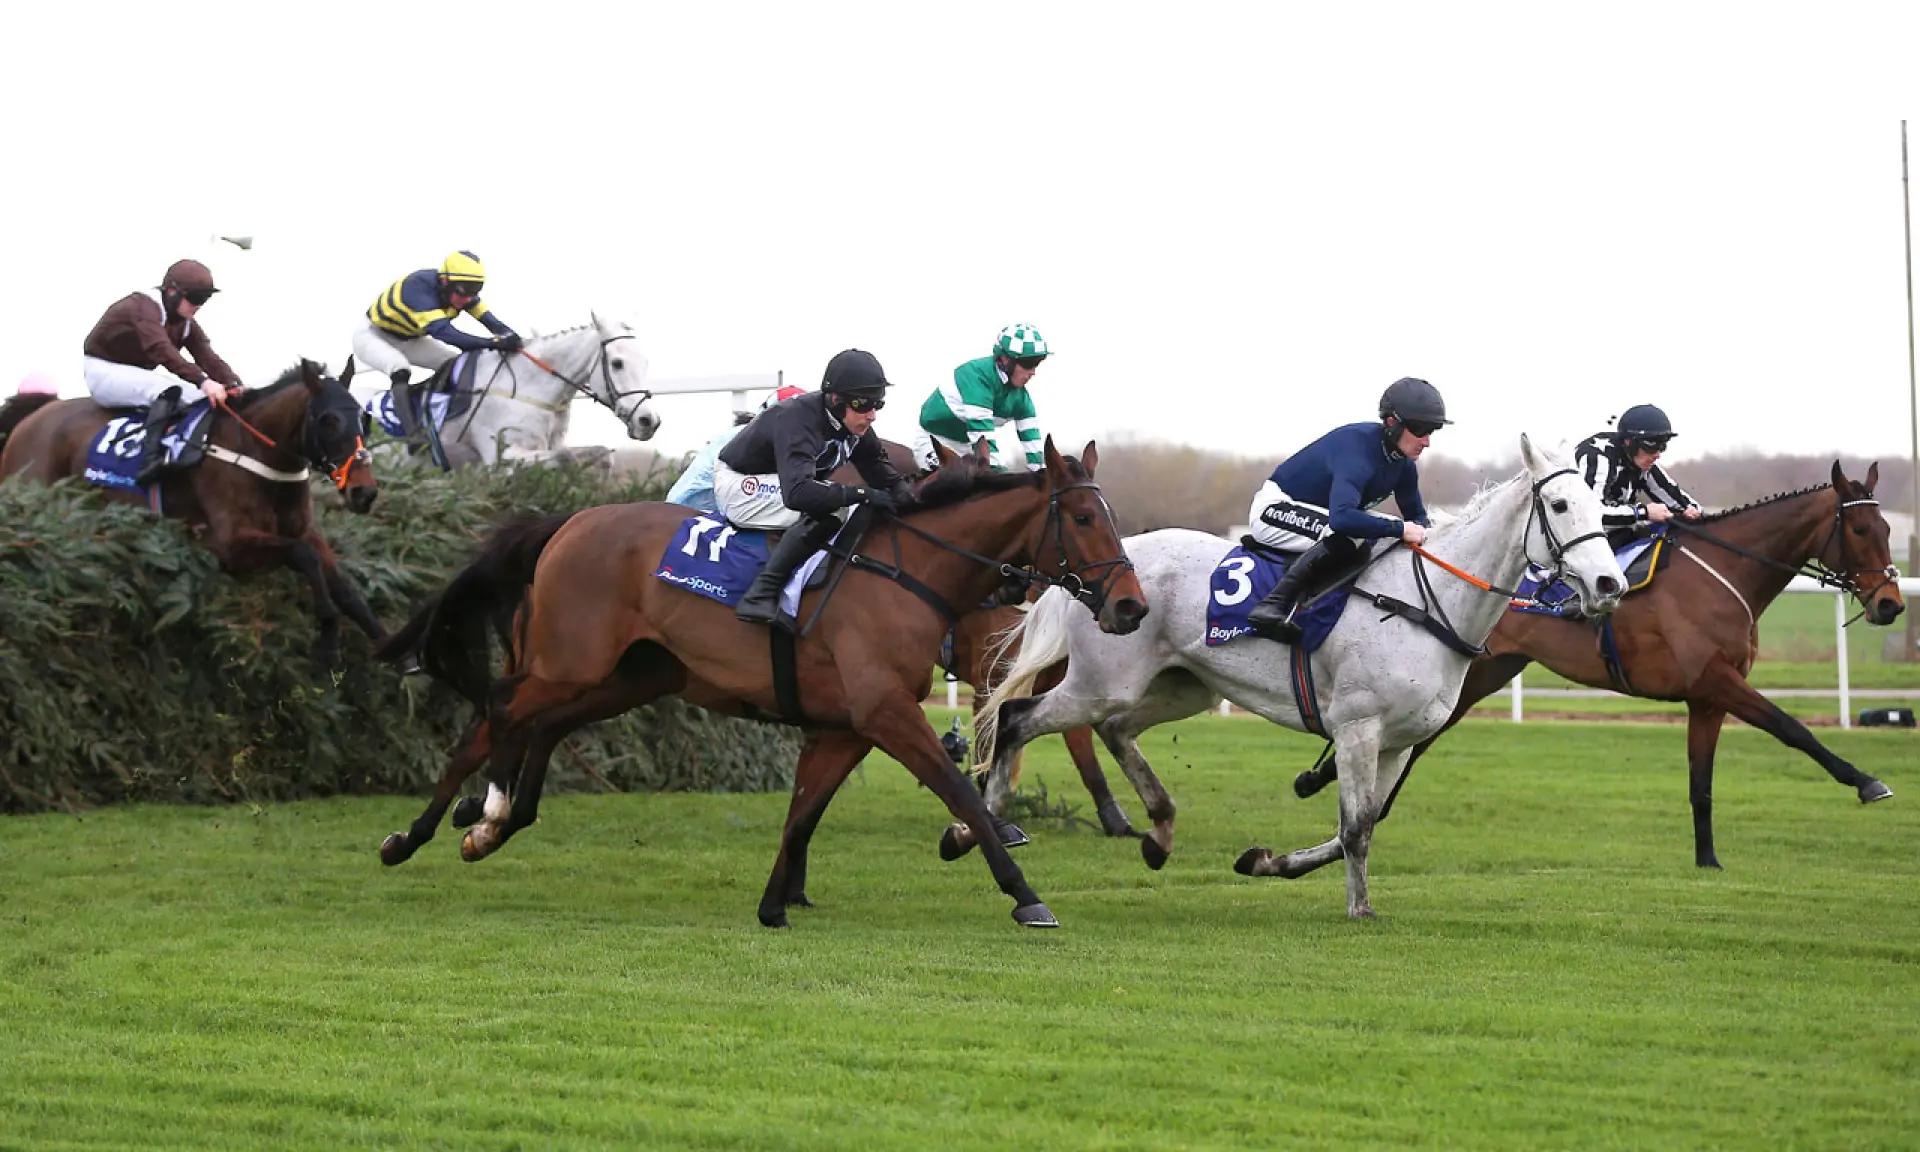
[1100,595,1149,636]
[1865,589,1905,627]
[345,484,379,515]
[623,408,660,442]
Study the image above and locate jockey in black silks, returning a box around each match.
[716,348,917,626]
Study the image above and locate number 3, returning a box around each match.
[1214,556,1256,606]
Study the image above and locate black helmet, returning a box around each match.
[1379,377,1450,428]
[822,349,889,398]
[1616,403,1675,440]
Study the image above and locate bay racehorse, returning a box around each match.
[1294,461,1906,868]
[374,437,1147,929]
[0,360,385,662]
[366,313,659,468]
[968,435,1625,919]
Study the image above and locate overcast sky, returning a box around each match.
[7,3,1919,475]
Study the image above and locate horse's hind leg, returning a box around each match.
[1064,726,1133,837]
[1092,669,1220,870]
[758,731,873,928]
[380,715,490,866]
[945,684,1121,859]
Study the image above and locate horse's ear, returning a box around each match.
[1042,434,1063,474]
[932,440,960,468]
[1865,461,1879,492]
[970,436,992,464]
[1081,440,1099,477]
[1518,432,1541,473]
[300,359,325,392]
[340,356,356,388]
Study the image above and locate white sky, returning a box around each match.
[6,2,1919,475]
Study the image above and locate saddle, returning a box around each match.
[1239,535,1379,606]
[1513,533,1670,620]
[83,401,216,493]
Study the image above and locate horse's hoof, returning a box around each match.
[1293,769,1329,799]
[1859,779,1893,804]
[939,824,976,862]
[450,796,485,828]
[1233,846,1269,876]
[1096,800,1135,838]
[1349,906,1377,920]
[1140,836,1170,871]
[379,833,413,866]
[1697,855,1724,870]
[785,892,814,909]
[995,819,1030,849]
[395,655,424,676]
[758,907,790,929]
[459,828,496,862]
[1012,903,1060,929]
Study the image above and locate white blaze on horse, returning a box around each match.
[364,312,659,467]
[965,434,1627,919]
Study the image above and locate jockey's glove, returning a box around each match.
[845,486,898,514]
[493,333,524,354]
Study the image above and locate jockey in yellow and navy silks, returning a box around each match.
[350,251,522,418]
[1243,376,1449,643]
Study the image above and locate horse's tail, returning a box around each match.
[0,394,58,456]
[973,586,1076,786]
[375,513,574,708]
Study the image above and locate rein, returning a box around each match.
[1662,493,1900,626]
[210,390,369,491]
[472,337,651,425]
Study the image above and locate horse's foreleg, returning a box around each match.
[307,530,385,641]
[381,716,490,865]
[1064,725,1133,837]
[858,692,1056,928]
[758,731,872,928]
[224,528,342,663]
[949,688,1106,859]
[1240,719,1387,918]
[1695,656,1891,802]
[1685,700,1727,870]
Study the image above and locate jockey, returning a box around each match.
[913,324,1049,472]
[82,258,244,484]
[1244,376,1449,643]
[666,383,809,514]
[1576,403,1701,549]
[718,349,917,625]
[352,250,522,434]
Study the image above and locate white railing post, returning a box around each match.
[1836,591,1851,730]
[947,674,959,710]
[1219,699,1232,717]
[1511,669,1524,723]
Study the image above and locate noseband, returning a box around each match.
[512,335,653,424]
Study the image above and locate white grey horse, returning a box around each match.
[368,312,659,468]
[963,435,1627,919]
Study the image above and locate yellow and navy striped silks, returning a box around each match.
[367,269,493,339]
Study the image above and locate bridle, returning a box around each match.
[212,386,371,492]
[878,476,1136,619]
[1663,488,1902,621]
[470,334,654,427]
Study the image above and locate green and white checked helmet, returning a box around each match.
[993,324,1050,360]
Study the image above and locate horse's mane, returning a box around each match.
[229,363,322,410]
[1697,484,1831,524]
[914,458,1080,511]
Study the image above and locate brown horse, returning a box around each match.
[0,360,385,662]
[375,437,1147,928]
[1295,461,1906,868]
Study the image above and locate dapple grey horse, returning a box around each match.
[366,312,659,468]
[962,435,1626,919]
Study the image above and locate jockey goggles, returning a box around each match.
[1403,419,1443,438]
[445,279,482,297]
[181,288,215,306]
[843,395,885,413]
[1013,355,1046,370]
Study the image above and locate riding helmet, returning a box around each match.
[1378,377,1450,426]
[822,349,890,398]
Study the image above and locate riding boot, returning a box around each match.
[388,368,419,438]
[1247,536,1355,644]
[133,386,185,486]
[735,515,841,626]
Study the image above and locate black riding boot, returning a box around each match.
[388,369,419,438]
[133,386,185,486]
[1247,536,1356,644]
[735,516,841,626]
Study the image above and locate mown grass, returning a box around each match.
[2,717,1917,1151]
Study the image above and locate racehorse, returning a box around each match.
[0,360,385,663]
[374,437,1148,929]
[967,435,1626,919]
[367,312,660,467]
[1293,461,1907,869]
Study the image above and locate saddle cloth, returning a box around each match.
[364,354,480,440]
[82,401,215,492]
[1512,533,1666,617]
[654,514,836,620]
[1205,543,1350,652]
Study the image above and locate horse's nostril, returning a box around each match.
[1597,576,1621,596]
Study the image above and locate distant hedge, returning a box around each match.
[0,458,800,814]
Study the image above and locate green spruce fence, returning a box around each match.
[0,460,799,814]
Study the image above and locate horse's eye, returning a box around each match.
[1551,498,1568,513]
[1851,524,1868,537]
[610,358,625,370]
[1073,514,1093,528]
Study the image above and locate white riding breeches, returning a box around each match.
[714,461,849,531]
[350,316,461,379]
[83,357,194,409]
[910,428,973,473]
[1247,481,1330,553]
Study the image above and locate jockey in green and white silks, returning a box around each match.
[913,324,1049,472]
